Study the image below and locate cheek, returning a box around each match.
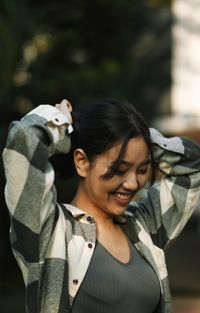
[139,178,148,188]
[94,176,121,195]
[138,173,150,189]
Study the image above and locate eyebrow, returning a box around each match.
[117,159,151,167]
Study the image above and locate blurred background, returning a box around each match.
[0,0,200,312]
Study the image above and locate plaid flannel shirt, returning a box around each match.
[3,105,200,313]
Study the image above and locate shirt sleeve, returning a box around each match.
[129,128,200,250]
[3,105,72,263]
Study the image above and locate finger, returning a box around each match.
[67,101,72,112]
[60,99,72,112]
[60,99,68,106]
[55,100,73,124]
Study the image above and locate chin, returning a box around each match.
[111,205,128,216]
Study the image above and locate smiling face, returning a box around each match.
[73,136,151,219]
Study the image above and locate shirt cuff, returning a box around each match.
[150,128,184,155]
[27,104,73,134]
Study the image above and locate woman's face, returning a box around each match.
[79,136,151,218]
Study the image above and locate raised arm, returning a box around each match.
[129,128,200,250]
[3,101,72,263]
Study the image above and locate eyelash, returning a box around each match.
[137,168,148,175]
[115,170,127,176]
[114,168,148,176]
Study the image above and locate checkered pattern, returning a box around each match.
[3,105,200,313]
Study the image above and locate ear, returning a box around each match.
[73,149,89,178]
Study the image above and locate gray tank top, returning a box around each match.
[71,240,160,313]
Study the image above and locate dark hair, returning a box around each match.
[50,99,157,185]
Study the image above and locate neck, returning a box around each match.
[71,184,114,226]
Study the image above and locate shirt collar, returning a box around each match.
[64,203,86,218]
[64,203,134,224]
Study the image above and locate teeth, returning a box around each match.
[114,192,131,200]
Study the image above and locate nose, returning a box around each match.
[122,173,139,191]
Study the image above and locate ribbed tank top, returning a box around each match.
[71,240,160,313]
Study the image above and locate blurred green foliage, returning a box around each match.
[0,0,172,123]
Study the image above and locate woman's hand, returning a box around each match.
[55,99,73,124]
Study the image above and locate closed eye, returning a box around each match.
[137,167,148,175]
[114,165,149,176]
[114,169,127,176]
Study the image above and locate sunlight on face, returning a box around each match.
[77,136,151,218]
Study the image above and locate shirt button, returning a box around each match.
[55,118,59,122]
[73,279,79,285]
[87,216,92,222]
[88,243,93,249]
[163,144,167,147]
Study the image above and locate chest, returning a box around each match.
[71,240,161,313]
[64,209,168,308]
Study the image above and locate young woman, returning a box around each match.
[3,99,200,313]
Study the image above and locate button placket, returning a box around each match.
[87,242,93,249]
[86,215,92,222]
[73,279,79,285]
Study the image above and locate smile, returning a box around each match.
[113,192,133,201]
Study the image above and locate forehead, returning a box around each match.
[102,136,149,166]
